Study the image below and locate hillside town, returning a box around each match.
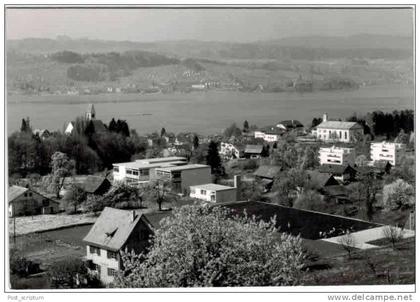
[8,103,415,288]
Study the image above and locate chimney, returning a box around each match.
[233,175,241,201]
[323,113,328,122]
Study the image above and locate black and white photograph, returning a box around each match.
[2,2,416,298]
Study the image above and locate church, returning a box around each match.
[64,104,107,135]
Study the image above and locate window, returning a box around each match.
[107,250,118,259]
[127,169,133,175]
[210,195,216,202]
[113,166,119,172]
[89,246,101,256]
[339,131,342,139]
[140,169,150,176]
[345,132,348,140]
[28,192,33,197]
[24,193,27,197]
[42,199,49,207]
[200,190,206,195]
[107,268,117,277]
[132,170,139,176]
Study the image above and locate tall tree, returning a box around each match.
[193,134,200,151]
[114,205,305,287]
[49,152,75,198]
[20,118,28,133]
[206,141,222,175]
[243,120,250,133]
[160,127,167,137]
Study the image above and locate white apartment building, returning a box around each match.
[112,157,187,185]
[155,164,212,195]
[316,113,363,143]
[319,146,356,166]
[190,183,237,203]
[370,142,406,166]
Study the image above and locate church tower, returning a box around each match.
[86,103,96,121]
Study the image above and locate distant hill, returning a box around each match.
[7,34,413,60]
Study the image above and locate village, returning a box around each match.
[7,102,415,289]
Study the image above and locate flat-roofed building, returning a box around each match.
[370,142,406,166]
[155,164,212,195]
[112,157,187,185]
[319,146,356,166]
[190,183,237,203]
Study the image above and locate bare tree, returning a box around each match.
[337,231,356,258]
[382,226,404,249]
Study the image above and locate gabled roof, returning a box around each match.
[244,144,263,154]
[319,164,356,175]
[83,176,110,194]
[278,120,304,129]
[142,211,173,230]
[254,165,281,179]
[83,207,142,251]
[8,186,28,202]
[316,121,363,130]
[306,171,339,188]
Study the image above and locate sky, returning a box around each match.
[6,8,414,42]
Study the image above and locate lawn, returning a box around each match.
[303,237,415,285]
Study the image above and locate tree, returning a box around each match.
[355,155,368,167]
[243,120,250,133]
[48,258,102,289]
[223,123,242,138]
[299,145,319,170]
[113,205,305,287]
[293,190,324,211]
[49,152,75,198]
[311,117,322,128]
[382,179,414,211]
[142,179,173,211]
[108,118,117,132]
[337,231,356,259]
[63,184,87,214]
[160,127,167,137]
[20,118,31,133]
[193,134,200,151]
[206,141,223,175]
[382,226,405,249]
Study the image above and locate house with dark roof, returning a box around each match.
[8,185,59,217]
[254,165,281,192]
[83,176,111,195]
[306,171,340,190]
[244,144,264,159]
[254,126,284,142]
[319,164,357,182]
[276,120,304,134]
[83,207,171,284]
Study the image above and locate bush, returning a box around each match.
[10,248,40,278]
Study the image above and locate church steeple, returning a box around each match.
[86,103,96,120]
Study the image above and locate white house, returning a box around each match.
[83,207,171,284]
[370,142,406,166]
[254,126,284,142]
[155,164,212,195]
[112,157,187,185]
[319,146,356,166]
[190,183,237,203]
[315,113,363,143]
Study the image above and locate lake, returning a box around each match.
[7,84,415,136]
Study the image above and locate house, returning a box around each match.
[315,113,364,143]
[319,164,357,182]
[356,161,392,179]
[33,129,51,140]
[155,164,212,195]
[83,207,172,284]
[64,121,75,135]
[8,185,59,217]
[254,165,281,192]
[244,144,264,159]
[113,157,187,185]
[276,120,304,134]
[306,171,340,190]
[254,126,284,142]
[370,142,406,166]
[219,142,243,159]
[190,183,237,203]
[319,146,356,166]
[83,176,112,195]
